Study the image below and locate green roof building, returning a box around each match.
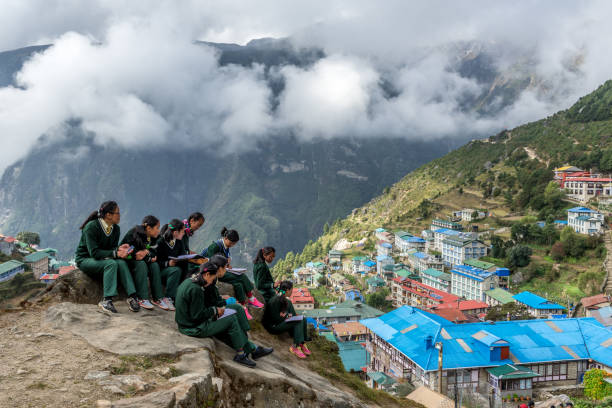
[0,260,25,282]
[464,258,497,271]
[484,288,516,306]
[420,268,451,292]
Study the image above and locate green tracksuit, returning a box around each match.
[155,237,187,297]
[253,262,276,302]
[262,295,310,345]
[119,227,162,300]
[175,278,255,353]
[75,219,144,298]
[207,241,254,302]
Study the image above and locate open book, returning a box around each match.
[218,308,237,320]
[285,315,304,322]
[169,254,205,261]
[227,268,247,275]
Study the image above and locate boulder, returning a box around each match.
[41,269,103,304]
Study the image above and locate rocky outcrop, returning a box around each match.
[43,300,369,408]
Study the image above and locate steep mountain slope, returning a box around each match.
[284,80,612,275]
[0,39,564,262]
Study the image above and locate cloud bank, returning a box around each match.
[1,0,612,173]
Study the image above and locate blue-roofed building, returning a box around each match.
[363,260,376,273]
[376,241,393,257]
[442,234,487,267]
[394,231,426,255]
[362,306,612,402]
[345,288,365,302]
[512,291,566,317]
[375,254,393,276]
[407,251,444,273]
[450,265,498,302]
[432,228,462,252]
[567,207,604,235]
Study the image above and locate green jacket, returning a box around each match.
[156,236,186,269]
[175,279,217,330]
[253,262,274,291]
[203,279,227,308]
[75,219,120,263]
[262,294,294,328]
[120,227,158,262]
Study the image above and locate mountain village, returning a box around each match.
[280,165,612,407]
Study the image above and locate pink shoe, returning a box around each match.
[300,344,311,356]
[248,297,264,308]
[243,306,253,320]
[290,346,306,359]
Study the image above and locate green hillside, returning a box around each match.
[277,80,612,303]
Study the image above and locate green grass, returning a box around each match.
[310,286,338,307]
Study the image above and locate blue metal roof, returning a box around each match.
[554,220,568,225]
[412,252,428,259]
[403,236,426,243]
[512,291,565,310]
[361,306,612,371]
[376,255,392,261]
[433,228,461,236]
[306,317,330,331]
[568,207,597,213]
[364,260,376,267]
[451,265,496,281]
[495,268,511,277]
[375,228,386,233]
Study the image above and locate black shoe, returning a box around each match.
[98,299,117,315]
[251,346,274,360]
[233,352,256,368]
[127,296,140,312]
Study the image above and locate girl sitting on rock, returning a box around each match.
[262,280,312,359]
[75,200,145,314]
[252,247,279,303]
[175,260,273,368]
[154,219,188,310]
[203,227,264,319]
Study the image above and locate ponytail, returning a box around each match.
[199,261,219,275]
[253,246,275,264]
[142,215,159,229]
[80,201,118,230]
[161,218,184,242]
[220,227,239,243]
[278,280,294,313]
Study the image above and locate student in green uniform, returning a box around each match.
[181,212,205,254]
[203,227,264,319]
[253,247,279,303]
[262,281,311,359]
[154,219,187,310]
[120,215,172,311]
[174,260,273,368]
[75,201,143,314]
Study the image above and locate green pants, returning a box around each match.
[179,312,255,353]
[125,260,155,300]
[259,287,277,303]
[150,264,182,300]
[219,273,254,303]
[267,318,310,345]
[78,258,137,298]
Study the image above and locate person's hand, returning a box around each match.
[273,281,280,288]
[135,250,148,260]
[117,244,131,258]
[280,311,287,318]
[169,259,178,267]
[217,307,225,317]
[151,256,157,262]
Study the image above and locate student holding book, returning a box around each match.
[181,212,205,275]
[175,260,273,368]
[75,201,144,314]
[262,280,311,359]
[204,227,264,319]
[120,215,173,311]
[154,219,188,310]
[252,247,279,303]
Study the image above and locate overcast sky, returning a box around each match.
[1,0,611,173]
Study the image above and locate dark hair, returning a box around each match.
[80,201,118,230]
[188,212,205,223]
[253,246,275,264]
[142,215,159,229]
[220,227,239,243]
[278,280,294,313]
[161,218,185,242]
[210,254,228,268]
[199,261,218,275]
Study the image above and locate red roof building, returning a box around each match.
[391,277,459,308]
[428,308,469,323]
[433,300,490,315]
[581,294,611,318]
[290,287,315,311]
[58,265,77,275]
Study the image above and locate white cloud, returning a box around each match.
[2,1,612,173]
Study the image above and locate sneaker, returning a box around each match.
[247,297,264,308]
[163,297,175,311]
[127,296,140,312]
[251,346,274,360]
[300,344,311,356]
[139,299,154,310]
[233,352,256,368]
[243,306,253,320]
[152,299,169,311]
[289,346,306,359]
[98,299,117,315]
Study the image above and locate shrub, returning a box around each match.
[584,369,612,400]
